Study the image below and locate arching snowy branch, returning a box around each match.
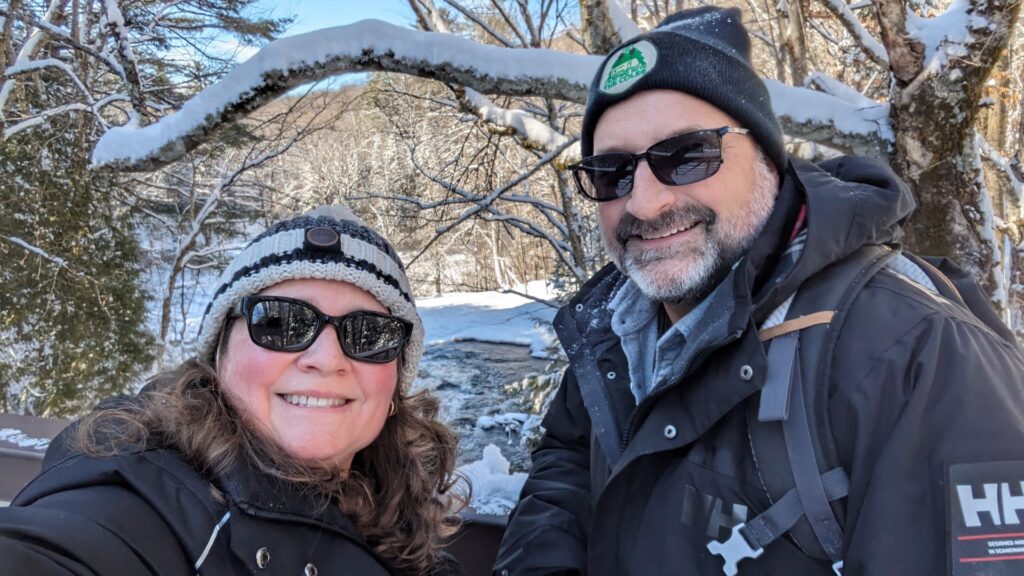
[92,19,601,171]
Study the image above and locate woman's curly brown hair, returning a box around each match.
[76,354,468,575]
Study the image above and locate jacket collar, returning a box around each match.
[217,452,363,538]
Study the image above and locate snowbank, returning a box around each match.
[457,444,528,516]
[417,280,559,357]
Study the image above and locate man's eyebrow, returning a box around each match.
[594,125,711,154]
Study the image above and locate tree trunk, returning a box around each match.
[882,0,1023,320]
[778,0,809,86]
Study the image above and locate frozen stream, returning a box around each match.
[417,340,553,472]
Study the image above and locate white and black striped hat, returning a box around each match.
[195,205,423,391]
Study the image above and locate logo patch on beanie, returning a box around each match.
[600,40,658,94]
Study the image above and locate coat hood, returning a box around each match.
[746,155,916,317]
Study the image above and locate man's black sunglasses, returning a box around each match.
[233,295,413,363]
[568,126,750,202]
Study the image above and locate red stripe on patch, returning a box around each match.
[958,532,1024,541]
[959,555,1024,563]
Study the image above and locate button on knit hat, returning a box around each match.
[580,6,786,172]
[195,205,424,392]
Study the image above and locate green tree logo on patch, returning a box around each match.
[600,41,658,94]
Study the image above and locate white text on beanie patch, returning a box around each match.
[599,40,658,95]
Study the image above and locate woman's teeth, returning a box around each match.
[282,394,348,408]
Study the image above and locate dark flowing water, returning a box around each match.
[416,340,553,471]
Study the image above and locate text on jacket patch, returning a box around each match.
[956,481,1024,527]
[681,484,749,540]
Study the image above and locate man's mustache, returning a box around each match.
[615,204,717,248]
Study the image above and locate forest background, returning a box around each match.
[1,0,1022,425]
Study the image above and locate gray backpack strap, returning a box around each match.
[708,468,849,576]
[709,245,897,575]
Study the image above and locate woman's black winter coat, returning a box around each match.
[0,424,461,576]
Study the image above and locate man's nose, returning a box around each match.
[624,160,676,221]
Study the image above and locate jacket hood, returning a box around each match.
[748,155,916,316]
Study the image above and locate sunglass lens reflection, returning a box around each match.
[580,154,635,200]
[249,300,318,349]
[342,314,406,362]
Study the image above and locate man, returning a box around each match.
[494,6,1024,576]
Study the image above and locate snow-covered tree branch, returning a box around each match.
[91,17,902,171]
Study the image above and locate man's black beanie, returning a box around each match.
[579,6,786,172]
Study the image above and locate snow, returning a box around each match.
[767,79,893,142]
[417,280,558,358]
[463,90,571,150]
[972,134,1007,311]
[457,444,528,516]
[0,428,51,451]
[607,0,642,40]
[476,412,529,430]
[906,0,988,69]
[92,19,602,167]
[4,236,68,267]
[805,72,877,109]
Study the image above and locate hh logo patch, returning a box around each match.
[599,40,658,94]
[949,460,1024,575]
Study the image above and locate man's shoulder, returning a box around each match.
[855,265,1009,343]
[825,262,1022,391]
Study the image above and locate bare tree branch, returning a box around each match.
[443,0,518,47]
[815,0,889,67]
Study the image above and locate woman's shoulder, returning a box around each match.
[25,423,223,517]
[2,439,209,576]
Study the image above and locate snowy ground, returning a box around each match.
[418,281,559,358]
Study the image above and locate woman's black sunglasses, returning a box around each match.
[568,126,750,202]
[232,295,413,363]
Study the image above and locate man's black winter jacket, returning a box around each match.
[494,157,1024,575]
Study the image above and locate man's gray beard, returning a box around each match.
[605,154,779,305]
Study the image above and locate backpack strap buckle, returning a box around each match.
[707,522,763,576]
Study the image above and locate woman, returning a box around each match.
[0,206,466,575]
